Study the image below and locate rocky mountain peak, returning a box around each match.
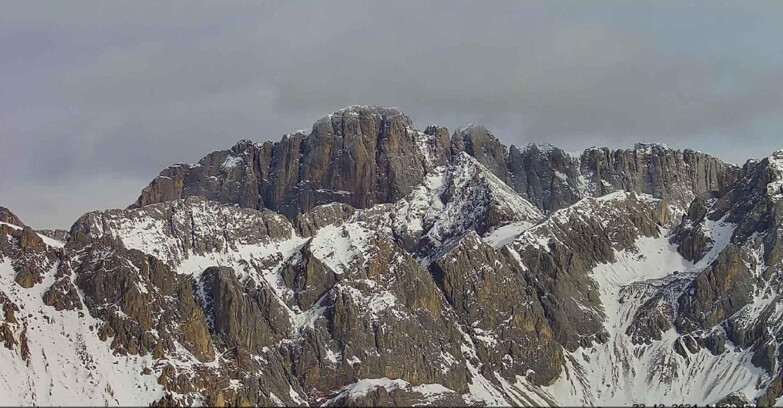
[328,105,413,124]
[450,124,509,183]
[0,207,25,228]
[520,142,560,154]
[132,105,432,218]
[228,138,260,154]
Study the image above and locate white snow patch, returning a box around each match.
[268,392,283,406]
[326,377,456,404]
[220,155,244,170]
[482,221,535,249]
[288,385,306,404]
[392,166,448,236]
[315,189,351,196]
[346,355,361,366]
[463,359,510,406]
[309,223,371,275]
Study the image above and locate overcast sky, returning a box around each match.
[2,1,783,229]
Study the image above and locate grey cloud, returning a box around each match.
[1,174,148,230]
[1,0,782,228]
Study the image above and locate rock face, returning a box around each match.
[579,143,740,213]
[132,106,436,219]
[198,266,290,354]
[507,143,582,213]
[506,142,739,216]
[662,151,783,405]
[431,232,563,385]
[133,108,738,221]
[3,106,783,407]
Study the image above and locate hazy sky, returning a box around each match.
[2,1,783,229]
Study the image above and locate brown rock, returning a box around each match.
[14,268,37,289]
[0,206,25,227]
[42,277,83,310]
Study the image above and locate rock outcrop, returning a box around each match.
[0,207,25,227]
[0,224,58,289]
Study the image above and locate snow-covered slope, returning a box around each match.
[545,226,767,406]
[0,260,163,406]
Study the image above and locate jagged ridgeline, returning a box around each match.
[2,105,783,406]
[132,106,737,218]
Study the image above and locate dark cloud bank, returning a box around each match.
[2,1,782,228]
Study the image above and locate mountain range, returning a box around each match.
[2,105,782,406]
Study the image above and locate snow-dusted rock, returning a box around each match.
[4,106,783,406]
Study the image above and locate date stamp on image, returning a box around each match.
[632,405,756,408]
